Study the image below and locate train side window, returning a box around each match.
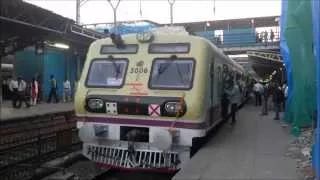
[86,58,128,88]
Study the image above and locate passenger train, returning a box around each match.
[75,26,247,172]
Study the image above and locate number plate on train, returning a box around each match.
[94,125,108,137]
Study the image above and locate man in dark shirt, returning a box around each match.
[47,75,59,103]
[272,82,284,120]
[221,88,230,121]
[261,84,270,116]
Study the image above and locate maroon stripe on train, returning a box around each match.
[78,116,207,129]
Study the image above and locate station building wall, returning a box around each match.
[223,28,256,47]
[15,48,78,101]
[193,28,256,47]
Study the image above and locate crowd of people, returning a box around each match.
[219,78,288,125]
[2,74,74,109]
[253,80,288,120]
[256,29,276,44]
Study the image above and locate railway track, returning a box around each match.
[0,111,82,180]
[42,161,174,180]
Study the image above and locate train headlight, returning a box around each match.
[164,101,186,116]
[87,98,104,110]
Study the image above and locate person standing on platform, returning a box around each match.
[225,81,242,124]
[282,82,288,111]
[270,29,275,42]
[17,76,30,108]
[264,30,268,46]
[63,79,71,103]
[30,78,39,106]
[221,84,230,121]
[261,83,269,116]
[8,77,18,108]
[36,75,42,104]
[47,75,59,103]
[253,81,263,106]
[272,82,283,120]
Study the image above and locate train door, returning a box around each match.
[216,64,222,120]
[222,64,230,115]
[209,60,216,125]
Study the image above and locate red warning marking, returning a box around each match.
[132,86,139,89]
[148,104,160,116]
[126,83,143,86]
[127,83,144,91]
[130,86,141,91]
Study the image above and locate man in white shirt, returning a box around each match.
[17,76,30,108]
[253,81,263,106]
[8,77,18,108]
[283,83,288,110]
[63,79,71,102]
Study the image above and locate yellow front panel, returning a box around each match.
[75,34,210,121]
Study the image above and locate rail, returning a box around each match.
[0,112,81,180]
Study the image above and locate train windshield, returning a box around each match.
[86,59,128,87]
[149,58,195,89]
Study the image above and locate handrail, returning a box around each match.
[247,50,283,62]
[196,31,280,48]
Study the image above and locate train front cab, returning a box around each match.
[75,32,221,171]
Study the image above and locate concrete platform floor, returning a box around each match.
[1,101,74,121]
[173,105,299,180]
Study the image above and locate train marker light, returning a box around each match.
[106,102,118,115]
[87,98,104,109]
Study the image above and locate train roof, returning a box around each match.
[200,36,243,71]
[93,26,244,73]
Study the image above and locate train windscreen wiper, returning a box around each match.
[108,55,121,79]
[175,62,191,85]
[155,55,177,80]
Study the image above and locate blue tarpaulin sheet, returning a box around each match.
[280,0,293,124]
[312,0,320,177]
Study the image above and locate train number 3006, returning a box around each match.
[130,67,148,74]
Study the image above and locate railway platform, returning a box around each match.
[0,101,79,180]
[173,105,300,180]
[1,101,74,121]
